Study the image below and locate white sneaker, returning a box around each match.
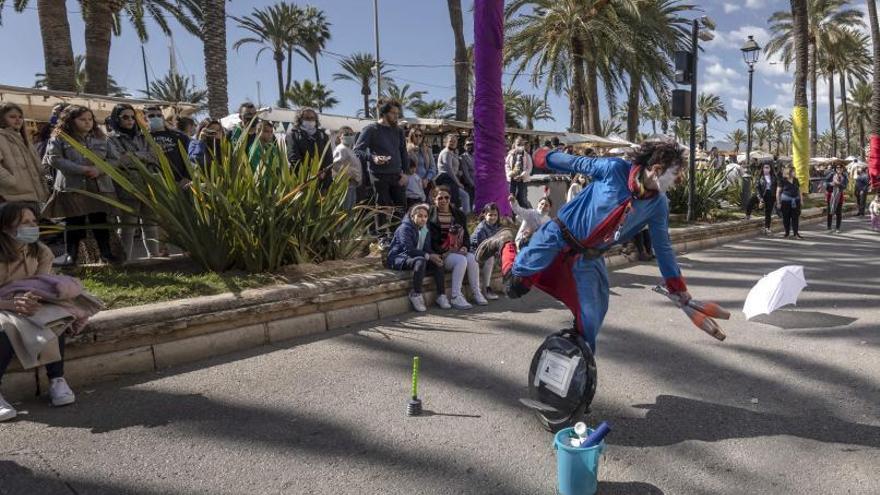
[408,292,427,312]
[473,291,489,306]
[49,378,75,407]
[835,229,841,234]
[451,294,473,310]
[436,294,452,309]
[0,392,16,422]
[484,288,500,300]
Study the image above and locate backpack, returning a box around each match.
[522,328,597,432]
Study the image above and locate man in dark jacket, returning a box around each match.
[855,167,870,216]
[144,105,191,185]
[353,99,408,234]
[285,108,333,189]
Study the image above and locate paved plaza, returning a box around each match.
[1,217,878,494]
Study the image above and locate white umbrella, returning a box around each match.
[743,266,807,320]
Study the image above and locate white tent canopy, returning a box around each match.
[736,150,774,164]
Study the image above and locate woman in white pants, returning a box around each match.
[428,186,487,309]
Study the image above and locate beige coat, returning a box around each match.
[0,127,50,203]
[0,243,54,287]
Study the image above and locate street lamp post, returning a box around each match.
[373,0,381,117]
[741,35,762,179]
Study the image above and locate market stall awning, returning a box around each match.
[0,84,199,122]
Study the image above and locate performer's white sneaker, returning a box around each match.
[409,292,427,312]
[451,294,473,310]
[473,291,489,306]
[0,393,16,422]
[436,295,452,309]
[49,378,75,407]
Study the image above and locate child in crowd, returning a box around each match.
[470,202,502,300]
[386,203,447,312]
[509,193,552,248]
[870,193,880,232]
[404,161,427,212]
[567,174,587,203]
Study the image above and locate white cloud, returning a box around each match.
[728,26,771,47]
[731,98,748,111]
[723,3,741,13]
[707,63,738,78]
[745,0,765,9]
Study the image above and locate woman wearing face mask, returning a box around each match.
[386,203,446,312]
[497,139,696,353]
[285,108,333,189]
[0,103,50,208]
[0,202,74,420]
[188,119,225,170]
[43,105,121,265]
[777,165,803,239]
[106,104,161,260]
[753,163,778,235]
[331,126,362,209]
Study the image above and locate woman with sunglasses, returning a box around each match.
[427,186,487,309]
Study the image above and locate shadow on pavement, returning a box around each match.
[0,460,196,495]
[749,310,858,329]
[597,480,665,494]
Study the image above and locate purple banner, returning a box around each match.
[473,0,510,215]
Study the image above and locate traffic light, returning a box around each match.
[671,89,691,118]
[674,51,693,85]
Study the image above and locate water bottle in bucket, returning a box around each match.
[553,425,607,495]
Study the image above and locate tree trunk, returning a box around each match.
[868,0,880,137]
[701,116,708,150]
[859,120,866,159]
[36,0,76,91]
[839,71,850,157]
[274,51,286,108]
[447,0,469,121]
[828,71,836,157]
[203,0,228,120]
[286,48,293,93]
[809,39,818,150]
[313,56,321,84]
[362,83,371,118]
[584,62,601,134]
[791,0,809,186]
[569,36,587,133]
[625,71,641,143]
[82,0,114,95]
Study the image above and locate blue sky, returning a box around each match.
[0,0,868,140]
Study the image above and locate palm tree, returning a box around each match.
[412,99,454,119]
[766,0,864,150]
[671,119,690,144]
[80,0,202,95]
[447,0,469,121]
[868,0,880,161]
[754,126,772,151]
[821,28,870,157]
[202,0,228,119]
[1,0,77,91]
[381,83,427,116]
[725,129,747,153]
[143,72,208,109]
[772,118,793,155]
[600,116,624,137]
[333,52,393,118]
[790,0,810,183]
[697,93,727,150]
[34,54,128,97]
[296,5,330,84]
[233,3,301,107]
[285,80,338,111]
[510,94,554,130]
[847,81,872,159]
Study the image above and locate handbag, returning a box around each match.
[441,224,464,252]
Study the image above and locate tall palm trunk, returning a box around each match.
[791,0,810,187]
[868,0,880,186]
[809,40,819,150]
[82,0,115,95]
[839,71,850,157]
[447,0,468,121]
[36,0,76,91]
[859,119,866,159]
[584,62,601,134]
[203,0,228,119]
[625,71,641,142]
[569,36,587,133]
[274,51,286,107]
[286,47,293,92]
[361,81,371,118]
[313,56,320,84]
[828,71,836,156]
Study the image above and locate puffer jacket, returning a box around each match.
[0,128,49,203]
[43,134,117,193]
[469,220,500,253]
[386,215,434,270]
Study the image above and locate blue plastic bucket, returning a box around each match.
[553,427,605,495]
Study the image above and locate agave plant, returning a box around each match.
[61,126,370,273]
[666,167,728,220]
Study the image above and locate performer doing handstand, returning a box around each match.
[482,139,693,352]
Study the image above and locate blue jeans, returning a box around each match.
[0,332,66,386]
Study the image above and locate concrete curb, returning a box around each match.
[1,206,846,401]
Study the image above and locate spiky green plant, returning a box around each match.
[61,126,370,273]
[667,167,728,219]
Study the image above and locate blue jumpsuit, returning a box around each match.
[511,152,687,351]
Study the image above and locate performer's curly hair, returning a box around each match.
[627,139,685,171]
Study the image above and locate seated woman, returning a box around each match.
[428,186,487,310]
[0,202,75,421]
[386,204,446,312]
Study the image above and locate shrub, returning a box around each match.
[64,131,371,273]
[666,167,728,220]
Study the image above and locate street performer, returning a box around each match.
[485,139,692,352]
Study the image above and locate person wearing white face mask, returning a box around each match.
[286,108,333,190]
[331,126,362,209]
[0,203,74,420]
[495,139,695,354]
[143,105,191,188]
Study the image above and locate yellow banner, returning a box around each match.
[791,106,809,188]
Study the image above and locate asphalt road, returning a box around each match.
[2,216,879,495]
